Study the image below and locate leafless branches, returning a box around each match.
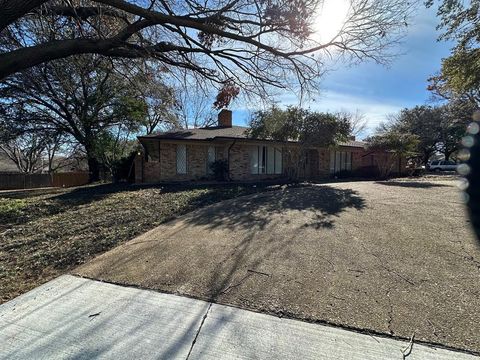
[0,0,415,98]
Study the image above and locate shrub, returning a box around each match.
[354,166,380,179]
[111,151,137,183]
[333,170,354,179]
[209,159,229,181]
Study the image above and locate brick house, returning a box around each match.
[135,110,406,183]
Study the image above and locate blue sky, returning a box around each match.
[231,3,453,139]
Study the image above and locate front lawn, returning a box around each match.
[0,182,278,303]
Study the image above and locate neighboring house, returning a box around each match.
[135,110,406,183]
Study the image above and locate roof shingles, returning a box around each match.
[139,126,365,148]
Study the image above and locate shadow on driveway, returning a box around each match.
[375,181,452,188]
[75,180,480,353]
[77,185,366,304]
[182,185,366,231]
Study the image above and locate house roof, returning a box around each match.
[138,126,366,148]
[138,126,249,141]
[340,140,367,148]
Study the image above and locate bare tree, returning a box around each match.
[336,110,368,138]
[0,130,49,173]
[122,63,179,134]
[44,134,86,173]
[1,0,414,99]
[175,72,217,129]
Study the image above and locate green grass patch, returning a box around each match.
[0,198,28,222]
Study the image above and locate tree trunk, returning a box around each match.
[444,150,453,161]
[87,155,100,182]
[422,152,431,166]
[83,127,100,182]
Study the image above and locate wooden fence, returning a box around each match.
[51,172,90,188]
[0,172,90,190]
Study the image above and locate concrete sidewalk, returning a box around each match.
[0,276,477,360]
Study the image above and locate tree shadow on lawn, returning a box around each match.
[375,181,452,189]
[49,181,281,208]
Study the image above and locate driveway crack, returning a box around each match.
[386,289,394,335]
[186,303,212,360]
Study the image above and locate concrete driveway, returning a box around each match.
[76,180,480,353]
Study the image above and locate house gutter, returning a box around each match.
[226,139,237,181]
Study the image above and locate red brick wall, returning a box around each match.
[137,140,406,183]
[139,141,229,182]
[158,142,210,181]
[318,149,330,176]
[229,143,250,180]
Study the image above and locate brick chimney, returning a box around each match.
[218,109,232,127]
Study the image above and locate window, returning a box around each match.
[267,147,275,174]
[207,146,216,174]
[250,145,282,175]
[330,150,353,174]
[345,151,352,170]
[176,144,187,174]
[249,146,259,174]
[274,147,282,174]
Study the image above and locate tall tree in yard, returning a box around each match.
[248,106,351,179]
[389,106,442,165]
[427,0,480,106]
[427,0,480,239]
[0,55,152,181]
[437,101,475,161]
[365,130,419,178]
[0,0,414,102]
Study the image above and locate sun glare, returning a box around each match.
[313,0,350,43]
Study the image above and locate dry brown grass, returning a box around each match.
[0,182,278,303]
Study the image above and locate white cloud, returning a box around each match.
[232,90,404,138]
[273,90,405,137]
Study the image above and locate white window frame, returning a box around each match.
[330,150,353,174]
[250,145,283,175]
